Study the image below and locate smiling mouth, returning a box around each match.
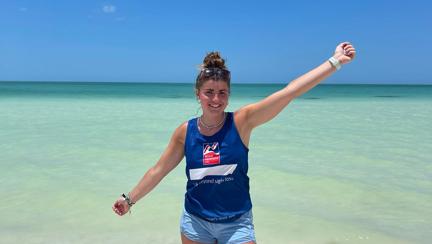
[209,104,222,108]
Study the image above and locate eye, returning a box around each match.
[219,91,227,97]
[205,90,214,95]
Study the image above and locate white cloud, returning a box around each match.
[102,5,116,13]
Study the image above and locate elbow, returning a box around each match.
[282,86,298,101]
[148,165,165,181]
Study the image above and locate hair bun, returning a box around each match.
[202,51,227,69]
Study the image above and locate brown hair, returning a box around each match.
[195,51,231,91]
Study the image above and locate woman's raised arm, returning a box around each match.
[238,42,356,130]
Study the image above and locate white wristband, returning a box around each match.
[328,57,341,70]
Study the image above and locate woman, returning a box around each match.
[112,42,356,244]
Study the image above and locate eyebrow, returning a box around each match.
[204,89,228,92]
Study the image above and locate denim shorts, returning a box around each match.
[180,208,256,244]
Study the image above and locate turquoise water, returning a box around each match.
[1,82,431,244]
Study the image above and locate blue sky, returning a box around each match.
[0,1,431,84]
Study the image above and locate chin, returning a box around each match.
[206,106,226,114]
[208,109,222,114]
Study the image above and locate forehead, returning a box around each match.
[200,79,229,90]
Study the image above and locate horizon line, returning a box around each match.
[1,80,431,86]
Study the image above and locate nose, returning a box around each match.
[212,93,221,102]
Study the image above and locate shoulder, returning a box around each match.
[232,108,253,148]
[172,121,188,145]
[233,107,251,130]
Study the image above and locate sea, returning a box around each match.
[1,81,431,244]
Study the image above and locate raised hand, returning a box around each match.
[333,42,356,65]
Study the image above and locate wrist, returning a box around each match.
[332,54,344,64]
[128,191,137,204]
[122,193,136,207]
[328,56,342,70]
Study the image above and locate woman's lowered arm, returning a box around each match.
[112,122,187,216]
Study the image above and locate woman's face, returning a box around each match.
[196,79,230,115]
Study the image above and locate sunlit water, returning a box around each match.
[1,82,431,243]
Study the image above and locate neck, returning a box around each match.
[200,112,226,128]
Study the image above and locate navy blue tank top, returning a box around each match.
[184,112,252,223]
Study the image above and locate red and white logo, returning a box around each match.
[203,142,220,165]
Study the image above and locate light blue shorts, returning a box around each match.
[180,208,256,244]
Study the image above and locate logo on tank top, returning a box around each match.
[203,142,220,165]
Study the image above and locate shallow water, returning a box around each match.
[1,82,431,243]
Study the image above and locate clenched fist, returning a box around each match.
[333,42,356,65]
[112,197,130,216]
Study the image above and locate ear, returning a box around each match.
[195,89,200,100]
